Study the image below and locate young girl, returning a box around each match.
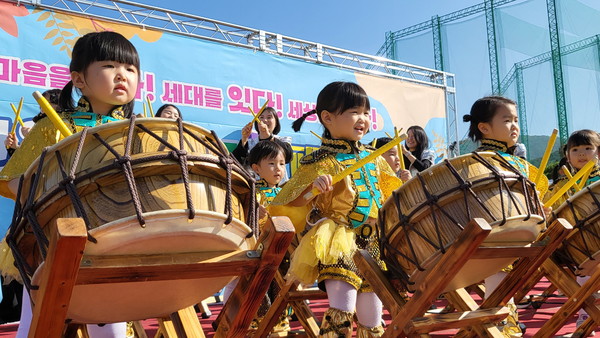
[374,137,412,182]
[0,31,139,338]
[272,82,401,337]
[402,125,435,175]
[463,95,546,337]
[155,103,182,119]
[547,129,600,331]
[249,140,287,206]
[232,107,293,182]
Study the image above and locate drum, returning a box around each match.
[6,117,258,323]
[378,152,546,293]
[553,179,600,276]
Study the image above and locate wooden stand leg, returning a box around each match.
[169,306,205,338]
[28,218,87,338]
[215,216,295,337]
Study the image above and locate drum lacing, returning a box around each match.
[557,186,600,269]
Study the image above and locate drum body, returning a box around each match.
[7,118,257,323]
[554,180,600,276]
[379,152,546,292]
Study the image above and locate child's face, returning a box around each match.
[73,61,139,115]
[252,152,286,187]
[160,106,180,119]
[382,147,401,173]
[478,104,519,147]
[324,106,370,141]
[567,144,599,170]
[258,111,277,134]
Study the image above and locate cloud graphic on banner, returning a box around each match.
[32,8,163,56]
[0,2,29,38]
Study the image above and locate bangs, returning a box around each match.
[568,130,600,149]
[91,32,140,68]
[335,83,370,113]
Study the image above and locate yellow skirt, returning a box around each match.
[287,219,356,285]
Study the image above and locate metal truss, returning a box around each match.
[9,0,452,89]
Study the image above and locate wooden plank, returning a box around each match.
[287,289,327,301]
[157,317,177,337]
[513,267,544,305]
[76,250,259,285]
[29,218,88,338]
[215,216,295,337]
[132,321,148,338]
[169,306,205,338]
[407,307,509,334]
[382,218,491,338]
[353,249,407,316]
[444,289,504,338]
[254,272,298,338]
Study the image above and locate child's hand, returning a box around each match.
[313,174,333,193]
[4,133,18,149]
[543,205,552,219]
[21,126,31,137]
[241,122,253,145]
[399,169,411,182]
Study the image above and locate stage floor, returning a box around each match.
[0,278,592,337]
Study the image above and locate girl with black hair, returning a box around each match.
[272,81,401,337]
[373,137,412,182]
[402,125,435,175]
[155,104,182,119]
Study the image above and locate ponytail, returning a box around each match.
[58,81,76,112]
[292,109,317,132]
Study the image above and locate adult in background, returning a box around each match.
[154,104,182,119]
[402,125,435,175]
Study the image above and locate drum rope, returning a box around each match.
[176,118,195,220]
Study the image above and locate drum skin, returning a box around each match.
[11,118,256,323]
[554,179,600,276]
[379,152,546,292]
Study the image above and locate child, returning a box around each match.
[374,137,412,182]
[154,103,182,119]
[463,95,545,337]
[249,140,287,206]
[547,129,600,332]
[0,31,139,338]
[272,81,401,337]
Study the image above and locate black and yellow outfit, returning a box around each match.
[545,163,600,209]
[0,97,126,282]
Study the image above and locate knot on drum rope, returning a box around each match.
[425,194,439,205]
[220,156,234,167]
[399,214,411,225]
[115,155,132,165]
[459,181,473,190]
[58,174,76,188]
[170,149,187,160]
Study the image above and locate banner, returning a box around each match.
[0,2,448,234]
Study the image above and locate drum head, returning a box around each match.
[30,209,256,323]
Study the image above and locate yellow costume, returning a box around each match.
[271,138,401,291]
[0,97,126,282]
[544,164,600,209]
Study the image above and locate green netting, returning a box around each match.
[558,0,600,45]
[392,31,435,70]
[563,45,600,132]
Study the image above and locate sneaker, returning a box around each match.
[576,314,596,336]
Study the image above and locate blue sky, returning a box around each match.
[139,0,482,56]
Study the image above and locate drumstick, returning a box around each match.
[544,159,595,207]
[578,162,595,190]
[395,127,405,171]
[535,129,558,187]
[561,165,579,192]
[385,128,403,139]
[142,102,147,118]
[9,102,22,134]
[249,100,270,125]
[371,139,377,147]
[146,95,154,116]
[310,130,323,141]
[303,134,407,200]
[32,91,73,138]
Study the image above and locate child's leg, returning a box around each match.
[356,291,384,337]
[86,322,127,338]
[320,279,356,337]
[15,289,31,338]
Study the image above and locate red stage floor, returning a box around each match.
[0,278,593,337]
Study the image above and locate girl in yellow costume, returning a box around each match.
[271,82,401,337]
[463,96,549,337]
[0,31,140,338]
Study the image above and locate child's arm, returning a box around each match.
[288,174,333,206]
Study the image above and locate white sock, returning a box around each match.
[577,275,590,316]
[356,292,383,328]
[324,279,356,312]
[15,290,32,338]
[86,322,127,338]
[222,278,239,304]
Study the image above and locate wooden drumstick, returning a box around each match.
[395,127,405,171]
[561,165,579,192]
[32,91,72,138]
[146,95,154,116]
[544,160,595,207]
[249,100,270,125]
[310,130,323,141]
[578,163,595,190]
[142,102,147,118]
[535,129,558,187]
[9,100,23,134]
[303,134,407,200]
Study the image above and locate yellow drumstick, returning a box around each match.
[395,127,405,170]
[578,162,595,190]
[146,95,154,116]
[544,160,595,207]
[561,165,579,192]
[385,132,392,138]
[142,102,147,118]
[303,134,407,200]
[32,91,73,138]
[535,129,558,187]
[249,100,270,124]
[310,130,323,141]
[9,103,22,134]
